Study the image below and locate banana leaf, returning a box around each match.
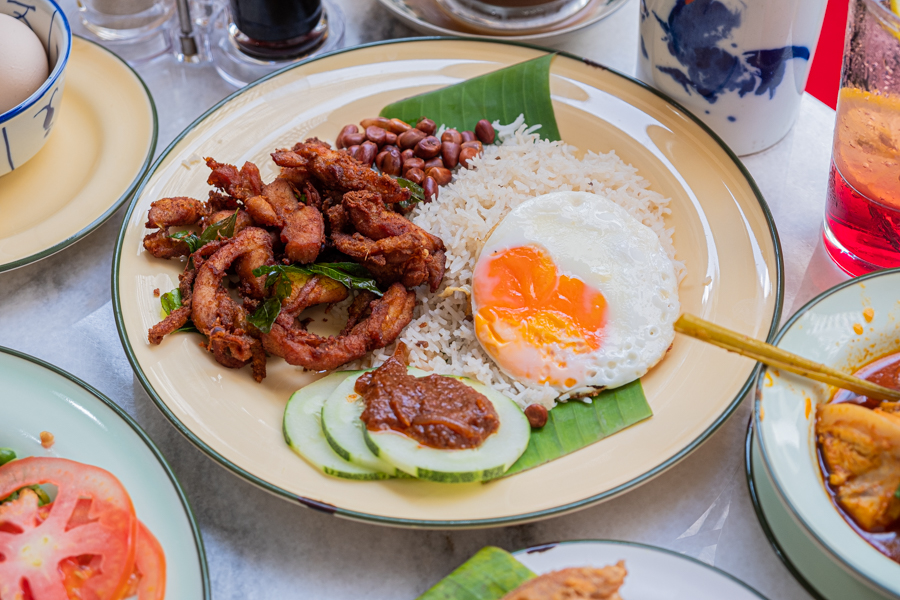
[417,546,535,600]
[381,54,652,476]
[380,54,561,142]
[496,380,652,480]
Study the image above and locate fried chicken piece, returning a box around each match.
[146,196,205,229]
[333,231,444,292]
[338,191,446,291]
[325,204,350,234]
[301,180,322,210]
[205,158,264,200]
[192,227,273,381]
[502,563,627,600]
[148,306,191,345]
[234,240,274,300]
[245,195,281,227]
[262,283,415,371]
[142,196,206,259]
[818,403,900,531]
[248,178,324,264]
[148,252,204,346]
[207,191,239,212]
[284,206,324,264]
[143,231,191,259]
[271,143,411,205]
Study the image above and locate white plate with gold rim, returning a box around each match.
[113,38,782,528]
[0,36,156,273]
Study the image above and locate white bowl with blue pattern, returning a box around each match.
[0,0,71,177]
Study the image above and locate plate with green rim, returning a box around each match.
[745,421,894,600]
[511,540,769,599]
[0,346,209,598]
[113,37,782,528]
[0,36,157,273]
[754,268,900,598]
[421,539,770,598]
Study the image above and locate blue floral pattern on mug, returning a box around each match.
[653,0,809,103]
[638,0,827,154]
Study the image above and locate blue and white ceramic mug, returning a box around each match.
[638,0,827,155]
[0,0,71,177]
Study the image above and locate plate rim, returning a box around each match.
[753,267,900,599]
[374,0,630,41]
[0,344,211,599]
[744,419,830,600]
[0,34,159,274]
[511,539,770,598]
[112,36,784,528]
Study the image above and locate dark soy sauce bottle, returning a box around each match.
[229,0,324,59]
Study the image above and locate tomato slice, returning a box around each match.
[119,521,167,600]
[0,457,137,600]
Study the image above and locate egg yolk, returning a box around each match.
[474,244,607,387]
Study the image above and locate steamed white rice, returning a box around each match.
[356,117,683,409]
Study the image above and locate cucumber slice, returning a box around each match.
[366,376,530,482]
[283,371,389,481]
[321,371,403,476]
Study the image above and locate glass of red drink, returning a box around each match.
[824,0,900,275]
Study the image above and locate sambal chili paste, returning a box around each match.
[357,343,499,449]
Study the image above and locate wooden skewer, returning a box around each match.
[674,313,900,402]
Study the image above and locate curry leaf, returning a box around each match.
[169,230,202,253]
[169,210,239,253]
[396,177,425,201]
[197,209,239,246]
[380,54,561,142]
[492,380,652,480]
[416,547,535,600]
[302,264,382,296]
[160,288,183,316]
[247,296,284,334]
[253,263,382,297]
[159,287,198,333]
[395,177,425,211]
[249,262,383,333]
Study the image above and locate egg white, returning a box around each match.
[472,191,680,398]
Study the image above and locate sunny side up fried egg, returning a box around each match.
[471,191,680,399]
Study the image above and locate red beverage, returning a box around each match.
[825,161,900,274]
[824,87,900,275]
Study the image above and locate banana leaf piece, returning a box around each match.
[380,54,561,142]
[495,380,652,480]
[417,546,535,600]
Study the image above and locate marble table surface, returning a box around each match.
[0,0,847,597]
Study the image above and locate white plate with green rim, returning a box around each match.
[754,268,900,598]
[746,422,894,600]
[0,36,156,273]
[0,346,209,599]
[512,539,768,598]
[113,38,782,528]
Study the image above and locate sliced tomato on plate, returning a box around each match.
[0,457,137,600]
[120,521,167,600]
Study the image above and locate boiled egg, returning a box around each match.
[0,13,49,114]
[472,191,680,398]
